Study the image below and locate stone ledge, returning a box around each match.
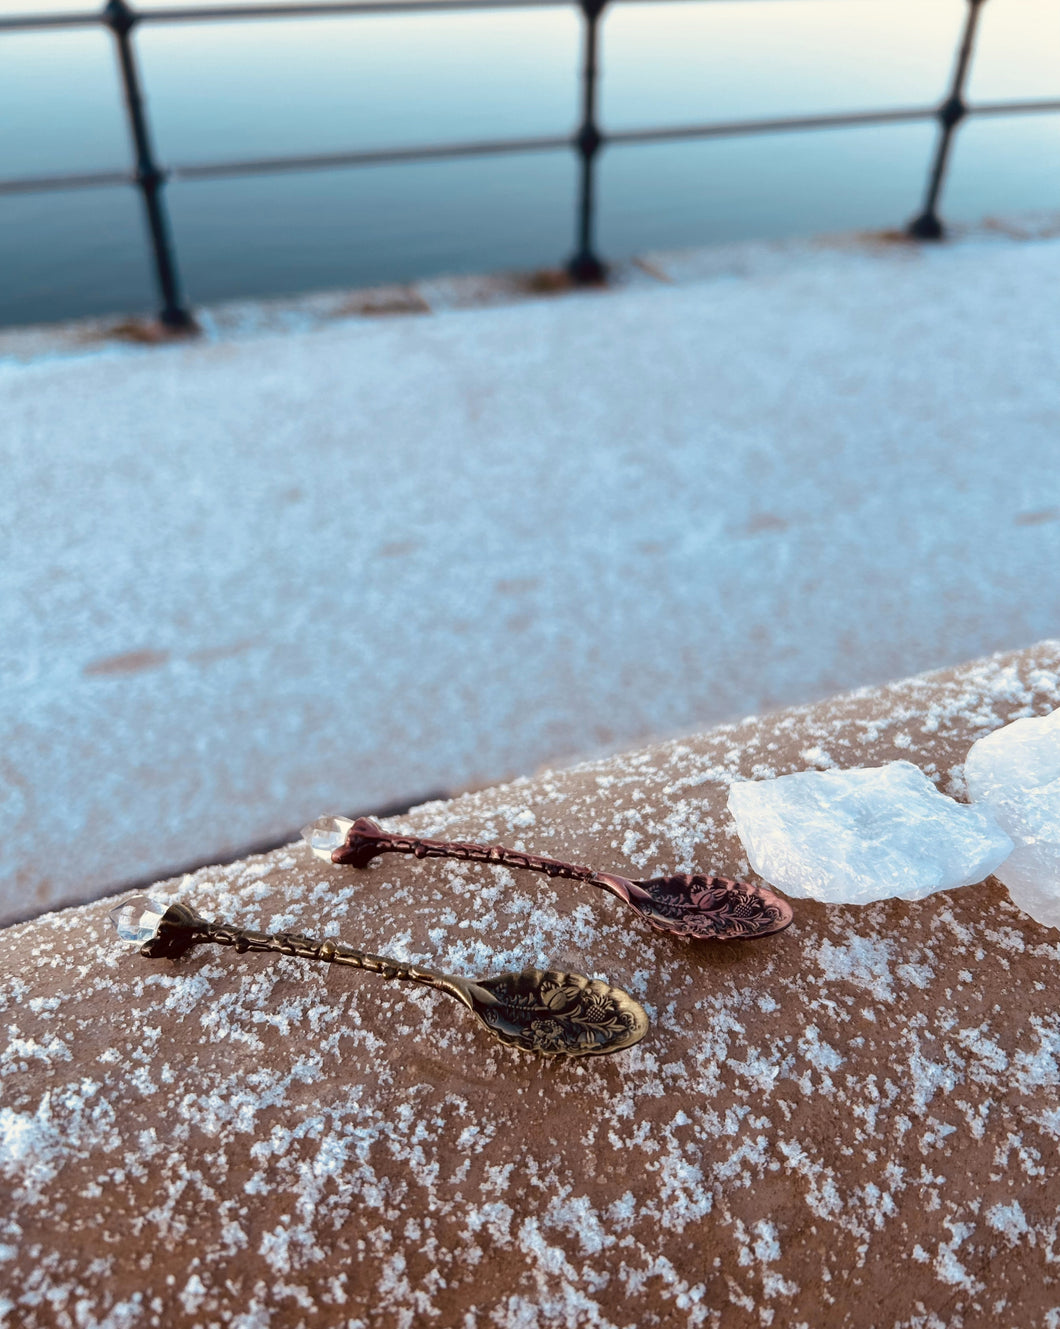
[2,640,1060,1327]
[4,212,1060,367]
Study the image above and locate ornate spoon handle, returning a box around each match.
[141,901,444,988]
[334,819,598,884]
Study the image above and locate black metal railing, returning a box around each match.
[2,0,1058,328]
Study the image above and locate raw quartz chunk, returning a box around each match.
[965,706,1060,928]
[727,760,1013,905]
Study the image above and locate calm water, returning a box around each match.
[1,0,1058,326]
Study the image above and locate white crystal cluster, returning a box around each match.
[727,762,1013,906]
[965,708,1060,929]
[728,707,1060,929]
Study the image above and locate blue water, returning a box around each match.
[1,0,1058,326]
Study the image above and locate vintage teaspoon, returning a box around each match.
[109,896,649,1058]
[304,816,794,941]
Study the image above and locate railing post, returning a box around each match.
[568,0,607,284]
[104,0,193,328]
[908,0,987,241]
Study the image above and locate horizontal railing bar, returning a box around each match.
[151,0,561,15]
[147,0,801,13]
[173,133,571,177]
[0,1,557,28]
[0,138,569,195]
[0,169,133,195]
[608,104,937,143]
[0,0,828,32]
[970,97,1060,118]
[4,94,1060,197]
[0,10,101,28]
[178,108,947,181]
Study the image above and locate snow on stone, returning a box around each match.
[726,761,1013,904]
[966,705,1060,929]
[4,226,1060,923]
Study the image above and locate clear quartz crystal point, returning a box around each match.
[108,895,168,942]
[301,815,354,862]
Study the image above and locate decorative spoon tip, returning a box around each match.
[470,968,649,1057]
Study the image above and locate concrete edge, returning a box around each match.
[4,209,1060,368]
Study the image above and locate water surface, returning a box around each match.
[1,0,1057,325]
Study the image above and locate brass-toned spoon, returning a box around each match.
[304,817,793,941]
[108,896,649,1058]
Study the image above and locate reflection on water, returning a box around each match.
[0,0,1057,326]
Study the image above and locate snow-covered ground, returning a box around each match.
[3,221,1060,924]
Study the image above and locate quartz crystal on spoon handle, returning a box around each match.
[307,817,793,941]
[110,897,649,1058]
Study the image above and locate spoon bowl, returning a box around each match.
[459,967,650,1056]
[592,871,793,940]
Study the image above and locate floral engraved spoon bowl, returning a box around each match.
[110,897,649,1058]
[308,817,794,941]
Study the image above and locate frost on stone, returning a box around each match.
[727,761,1013,905]
[965,707,1060,929]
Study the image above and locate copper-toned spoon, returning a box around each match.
[303,817,793,941]
[109,896,649,1059]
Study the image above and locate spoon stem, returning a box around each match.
[334,819,599,884]
[141,902,449,993]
